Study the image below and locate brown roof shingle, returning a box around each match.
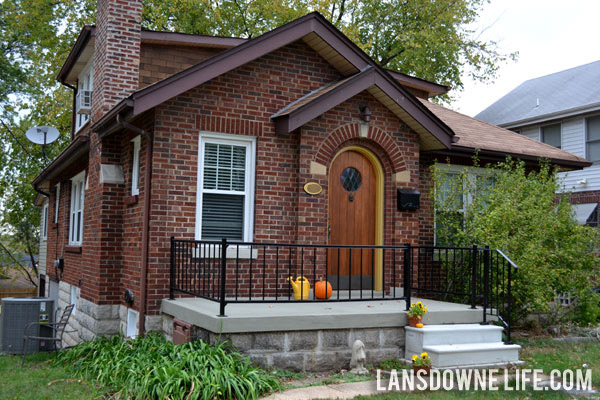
[419,99,591,168]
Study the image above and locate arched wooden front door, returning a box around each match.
[328,149,377,290]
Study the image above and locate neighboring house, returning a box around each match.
[32,0,588,358]
[477,61,600,227]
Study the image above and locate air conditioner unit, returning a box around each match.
[1,297,55,354]
[76,90,92,115]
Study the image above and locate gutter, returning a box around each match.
[117,114,153,336]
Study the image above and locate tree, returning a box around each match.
[432,159,600,325]
[0,0,514,282]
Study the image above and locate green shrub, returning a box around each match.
[54,332,282,400]
[572,290,600,326]
[432,158,600,324]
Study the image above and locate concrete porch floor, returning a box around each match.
[161,296,490,334]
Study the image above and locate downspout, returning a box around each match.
[117,114,153,336]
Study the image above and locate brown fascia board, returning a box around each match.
[130,12,373,115]
[140,30,247,48]
[57,25,95,85]
[385,69,450,97]
[431,146,592,170]
[32,134,90,190]
[272,67,454,148]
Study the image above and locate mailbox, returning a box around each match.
[397,189,420,211]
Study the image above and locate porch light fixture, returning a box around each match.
[359,105,371,123]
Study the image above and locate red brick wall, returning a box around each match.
[145,40,429,312]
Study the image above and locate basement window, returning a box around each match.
[196,133,255,241]
[131,136,141,195]
[69,171,85,246]
[126,308,138,338]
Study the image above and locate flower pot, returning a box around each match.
[408,316,422,327]
[413,365,431,375]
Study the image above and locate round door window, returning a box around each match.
[340,167,362,192]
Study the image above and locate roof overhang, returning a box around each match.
[57,26,95,86]
[499,101,600,129]
[385,70,450,97]
[271,67,454,149]
[430,146,592,171]
[32,134,90,192]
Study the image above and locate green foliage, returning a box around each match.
[432,158,600,323]
[54,332,282,400]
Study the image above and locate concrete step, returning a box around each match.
[405,324,504,351]
[417,342,522,368]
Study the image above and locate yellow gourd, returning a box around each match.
[416,323,424,328]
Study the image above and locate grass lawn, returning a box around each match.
[0,352,106,400]
[1,335,597,399]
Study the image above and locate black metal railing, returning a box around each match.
[169,238,517,342]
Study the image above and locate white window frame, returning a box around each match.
[131,136,141,195]
[433,164,494,245]
[42,201,49,241]
[196,132,256,242]
[54,183,60,223]
[75,61,93,133]
[69,171,86,246]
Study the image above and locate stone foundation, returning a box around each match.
[57,281,121,346]
[182,324,404,372]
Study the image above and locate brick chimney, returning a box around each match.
[91,0,142,122]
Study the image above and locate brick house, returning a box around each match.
[33,0,589,353]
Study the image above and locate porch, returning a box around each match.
[161,296,485,334]
[161,239,519,371]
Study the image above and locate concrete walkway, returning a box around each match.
[262,380,387,400]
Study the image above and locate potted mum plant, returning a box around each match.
[407,301,427,327]
[412,352,432,374]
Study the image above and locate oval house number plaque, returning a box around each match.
[303,182,323,195]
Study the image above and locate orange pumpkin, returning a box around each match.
[416,323,424,328]
[314,279,332,299]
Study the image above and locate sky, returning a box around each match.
[453,0,600,117]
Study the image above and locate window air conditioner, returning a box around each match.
[76,90,92,115]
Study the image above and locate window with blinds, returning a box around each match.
[197,136,254,241]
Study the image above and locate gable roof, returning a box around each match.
[476,60,600,127]
[422,99,591,169]
[271,66,454,148]
[92,12,455,150]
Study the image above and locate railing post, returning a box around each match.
[404,243,411,311]
[470,245,478,309]
[218,238,228,317]
[481,245,490,325]
[169,236,175,300]
[506,262,513,344]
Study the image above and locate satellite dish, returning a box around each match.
[25,126,60,163]
[25,126,60,145]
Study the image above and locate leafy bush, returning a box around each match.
[54,332,282,400]
[432,158,600,324]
